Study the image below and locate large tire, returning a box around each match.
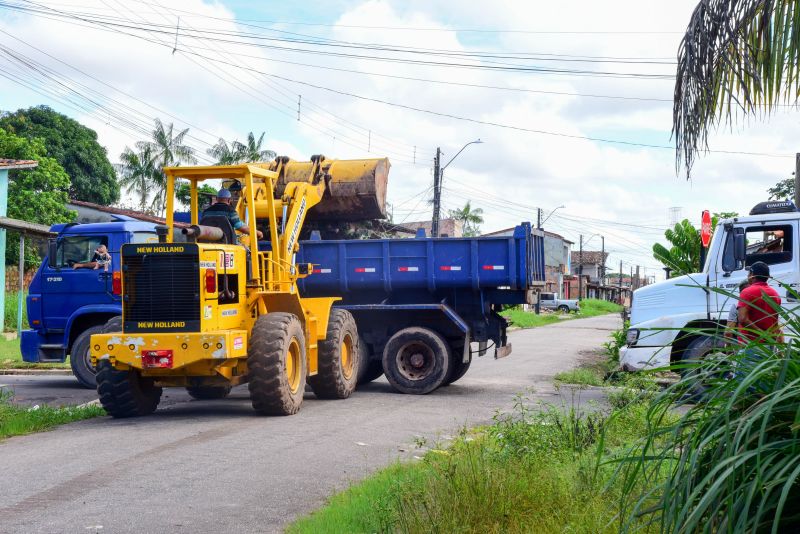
[679,334,730,397]
[308,309,359,399]
[558,305,570,313]
[248,313,307,415]
[186,386,232,400]
[96,317,162,418]
[382,327,450,395]
[70,324,105,389]
[356,339,383,384]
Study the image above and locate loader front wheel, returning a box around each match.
[186,386,232,400]
[382,327,450,395]
[96,360,162,418]
[309,309,359,399]
[248,313,307,416]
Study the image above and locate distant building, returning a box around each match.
[483,227,572,296]
[403,218,463,238]
[570,250,608,284]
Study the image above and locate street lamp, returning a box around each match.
[539,205,565,228]
[432,139,483,237]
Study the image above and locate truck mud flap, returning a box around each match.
[495,344,512,359]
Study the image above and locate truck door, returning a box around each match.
[41,234,114,331]
[714,220,800,318]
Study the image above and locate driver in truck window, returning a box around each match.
[201,188,263,239]
[73,244,111,270]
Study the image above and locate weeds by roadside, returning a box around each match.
[502,299,623,330]
[0,389,104,440]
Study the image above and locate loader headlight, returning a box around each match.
[625,328,639,346]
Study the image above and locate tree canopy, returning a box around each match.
[448,201,484,237]
[207,131,276,165]
[0,129,75,266]
[0,106,119,204]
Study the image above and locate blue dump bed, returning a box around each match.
[297,223,544,300]
[296,223,545,393]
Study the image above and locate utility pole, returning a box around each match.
[431,147,441,237]
[795,152,800,209]
[579,235,584,299]
[600,236,605,285]
[635,265,640,292]
[537,208,542,229]
[618,260,623,305]
[630,266,634,291]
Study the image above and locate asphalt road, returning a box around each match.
[0,314,620,534]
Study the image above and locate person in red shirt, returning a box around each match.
[737,261,782,343]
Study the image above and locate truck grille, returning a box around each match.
[122,247,200,332]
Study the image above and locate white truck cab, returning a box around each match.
[621,200,800,371]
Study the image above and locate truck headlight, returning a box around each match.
[625,328,639,345]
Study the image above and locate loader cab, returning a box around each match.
[710,201,800,317]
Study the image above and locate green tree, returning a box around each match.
[674,2,800,175]
[233,131,276,162]
[207,131,275,165]
[768,178,794,200]
[447,201,484,237]
[175,181,218,210]
[0,129,75,266]
[146,119,197,213]
[652,219,702,276]
[117,142,158,213]
[0,105,119,204]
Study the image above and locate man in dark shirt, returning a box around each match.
[201,189,262,239]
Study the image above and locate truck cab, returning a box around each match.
[21,219,158,387]
[621,200,800,371]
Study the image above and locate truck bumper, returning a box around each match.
[619,345,670,372]
[90,330,248,374]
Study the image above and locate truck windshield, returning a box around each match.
[131,232,159,244]
[53,235,108,269]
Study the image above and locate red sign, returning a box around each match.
[701,210,712,247]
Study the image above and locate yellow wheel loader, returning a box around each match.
[89,155,388,417]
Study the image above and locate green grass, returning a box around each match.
[0,336,69,369]
[0,390,104,440]
[502,299,623,330]
[554,367,605,386]
[4,290,27,332]
[288,392,665,534]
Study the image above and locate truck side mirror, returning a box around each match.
[47,239,58,269]
[722,227,746,273]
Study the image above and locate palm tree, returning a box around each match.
[652,219,702,276]
[448,201,484,237]
[207,138,239,165]
[117,142,158,213]
[146,119,197,213]
[233,131,276,163]
[674,1,799,176]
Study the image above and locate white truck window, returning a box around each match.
[541,293,554,300]
[723,224,793,269]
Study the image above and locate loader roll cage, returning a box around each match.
[163,157,329,295]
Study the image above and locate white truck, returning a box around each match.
[620,200,799,371]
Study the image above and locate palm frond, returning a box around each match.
[675,0,800,176]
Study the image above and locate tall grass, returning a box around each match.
[616,284,800,532]
[4,290,27,332]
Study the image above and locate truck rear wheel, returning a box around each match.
[70,324,105,389]
[186,386,232,400]
[558,305,570,313]
[309,309,359,399]
[382,327,450,395]
[96,360,162,418]
[248,313,307,415]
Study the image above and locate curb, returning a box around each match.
[0,369,73,376]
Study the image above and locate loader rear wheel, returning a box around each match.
[248,313,306,416]
[309,309,359,399]
[186,386,232,400]
[96,360,162,418]
[382,327,450,395]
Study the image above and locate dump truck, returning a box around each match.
[89,156,388,417]
[296,224,545,394]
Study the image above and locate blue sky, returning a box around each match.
[1,0,797,279]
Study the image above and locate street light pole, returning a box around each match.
[539,205,565,228]
[431,139,482,237]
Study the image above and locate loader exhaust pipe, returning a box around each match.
[182,224,225,243]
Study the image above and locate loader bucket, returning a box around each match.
[276,158,389,221]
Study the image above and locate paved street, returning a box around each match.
[0,314,620,534]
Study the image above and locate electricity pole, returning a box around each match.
[537,208,542,229]
[795,152,800,209]
[618,260,623,304]
[600,236,605,285]
[578,234,583,300]
[431,147,441,237]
